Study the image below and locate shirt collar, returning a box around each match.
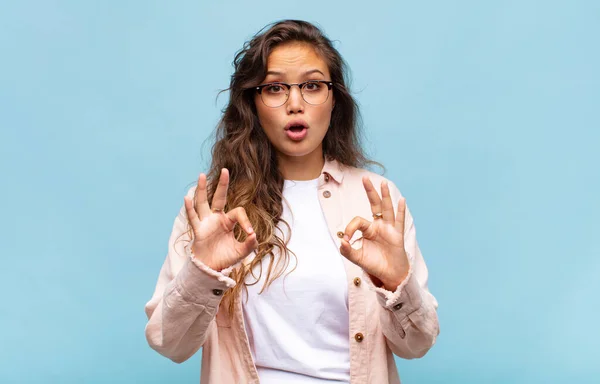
[321,158,345,183]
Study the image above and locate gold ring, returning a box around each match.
[212,208,224,213]
[372,212,383,220]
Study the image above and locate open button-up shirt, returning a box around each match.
[144,159,440,384]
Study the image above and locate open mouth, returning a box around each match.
[285,124,308,141]
[288,125,306,132]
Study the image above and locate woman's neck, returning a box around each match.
[277,147,324,181]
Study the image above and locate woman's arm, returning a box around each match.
[144,188,236,363]
[366,204,440,359]
[340,178,440,359]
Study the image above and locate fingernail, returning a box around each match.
[247,226,254,233]
[343,235,349,241]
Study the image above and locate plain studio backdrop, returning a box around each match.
[1,1,598,383]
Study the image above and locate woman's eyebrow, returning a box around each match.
[265,69,325,77]
[304,69,325,76]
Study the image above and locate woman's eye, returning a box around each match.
[304,82,320,91]
[266,85,284,93]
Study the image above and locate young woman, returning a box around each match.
[145,19,439,384]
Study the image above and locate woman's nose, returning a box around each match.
[286,85,305,113]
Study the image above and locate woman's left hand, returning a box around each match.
[339,177,410,291]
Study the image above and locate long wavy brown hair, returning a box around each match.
[190,20,381,315]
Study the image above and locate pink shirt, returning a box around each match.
[144,159,440,384]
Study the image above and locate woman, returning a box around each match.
[145,19,439,384]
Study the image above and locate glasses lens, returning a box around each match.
[301,82,330,105]
[261,84,288,107]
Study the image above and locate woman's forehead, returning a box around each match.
[266,42,329,77]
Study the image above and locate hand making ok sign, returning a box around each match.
[339,177,411,291]
[184,168,259,272]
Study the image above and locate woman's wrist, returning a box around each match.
[375,267,409,291]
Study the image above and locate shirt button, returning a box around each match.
[393,303,403,311]
[354,333,364,342]
[212,289,224,296]
[323,191,331,198]
[353,277,361,286]
[324,173,330,182]
[337,231,344,238]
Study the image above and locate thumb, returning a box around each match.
[339,236,364,267]
[234,232,258,260]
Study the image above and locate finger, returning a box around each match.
[194,173,211,220]
[234,232,259,260]
[211,168,230,212]
[184,195,201,232]
[344,216,375,241]
[224,207,254,235]
[395,197,407,233]
[339,235,364,268]
[380,181,396,223]
[362,176,382,217]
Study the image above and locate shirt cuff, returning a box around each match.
[363,265,422,315]
[172,245,238,307]
[184,243,238,287]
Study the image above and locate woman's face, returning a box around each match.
[254,42,335,162]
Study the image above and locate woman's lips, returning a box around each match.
[285,127,308,141]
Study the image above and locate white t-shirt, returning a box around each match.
[242,177,351,383]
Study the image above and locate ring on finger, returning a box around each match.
[212,208,224,213]
[372,212,383,220]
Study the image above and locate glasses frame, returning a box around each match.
[253,80,334,108]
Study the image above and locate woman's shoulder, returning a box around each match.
[336,161,404,199]
[342,163,388,182]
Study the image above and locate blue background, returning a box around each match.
[1,1,598,383]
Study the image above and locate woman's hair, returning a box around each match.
[189,19,381,315]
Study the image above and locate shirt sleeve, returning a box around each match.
[363,183,440,359]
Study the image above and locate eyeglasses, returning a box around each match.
[253,80,333,108]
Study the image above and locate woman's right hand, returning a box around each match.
[183,168,258,271]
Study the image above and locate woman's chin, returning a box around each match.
[277,142,321,159]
